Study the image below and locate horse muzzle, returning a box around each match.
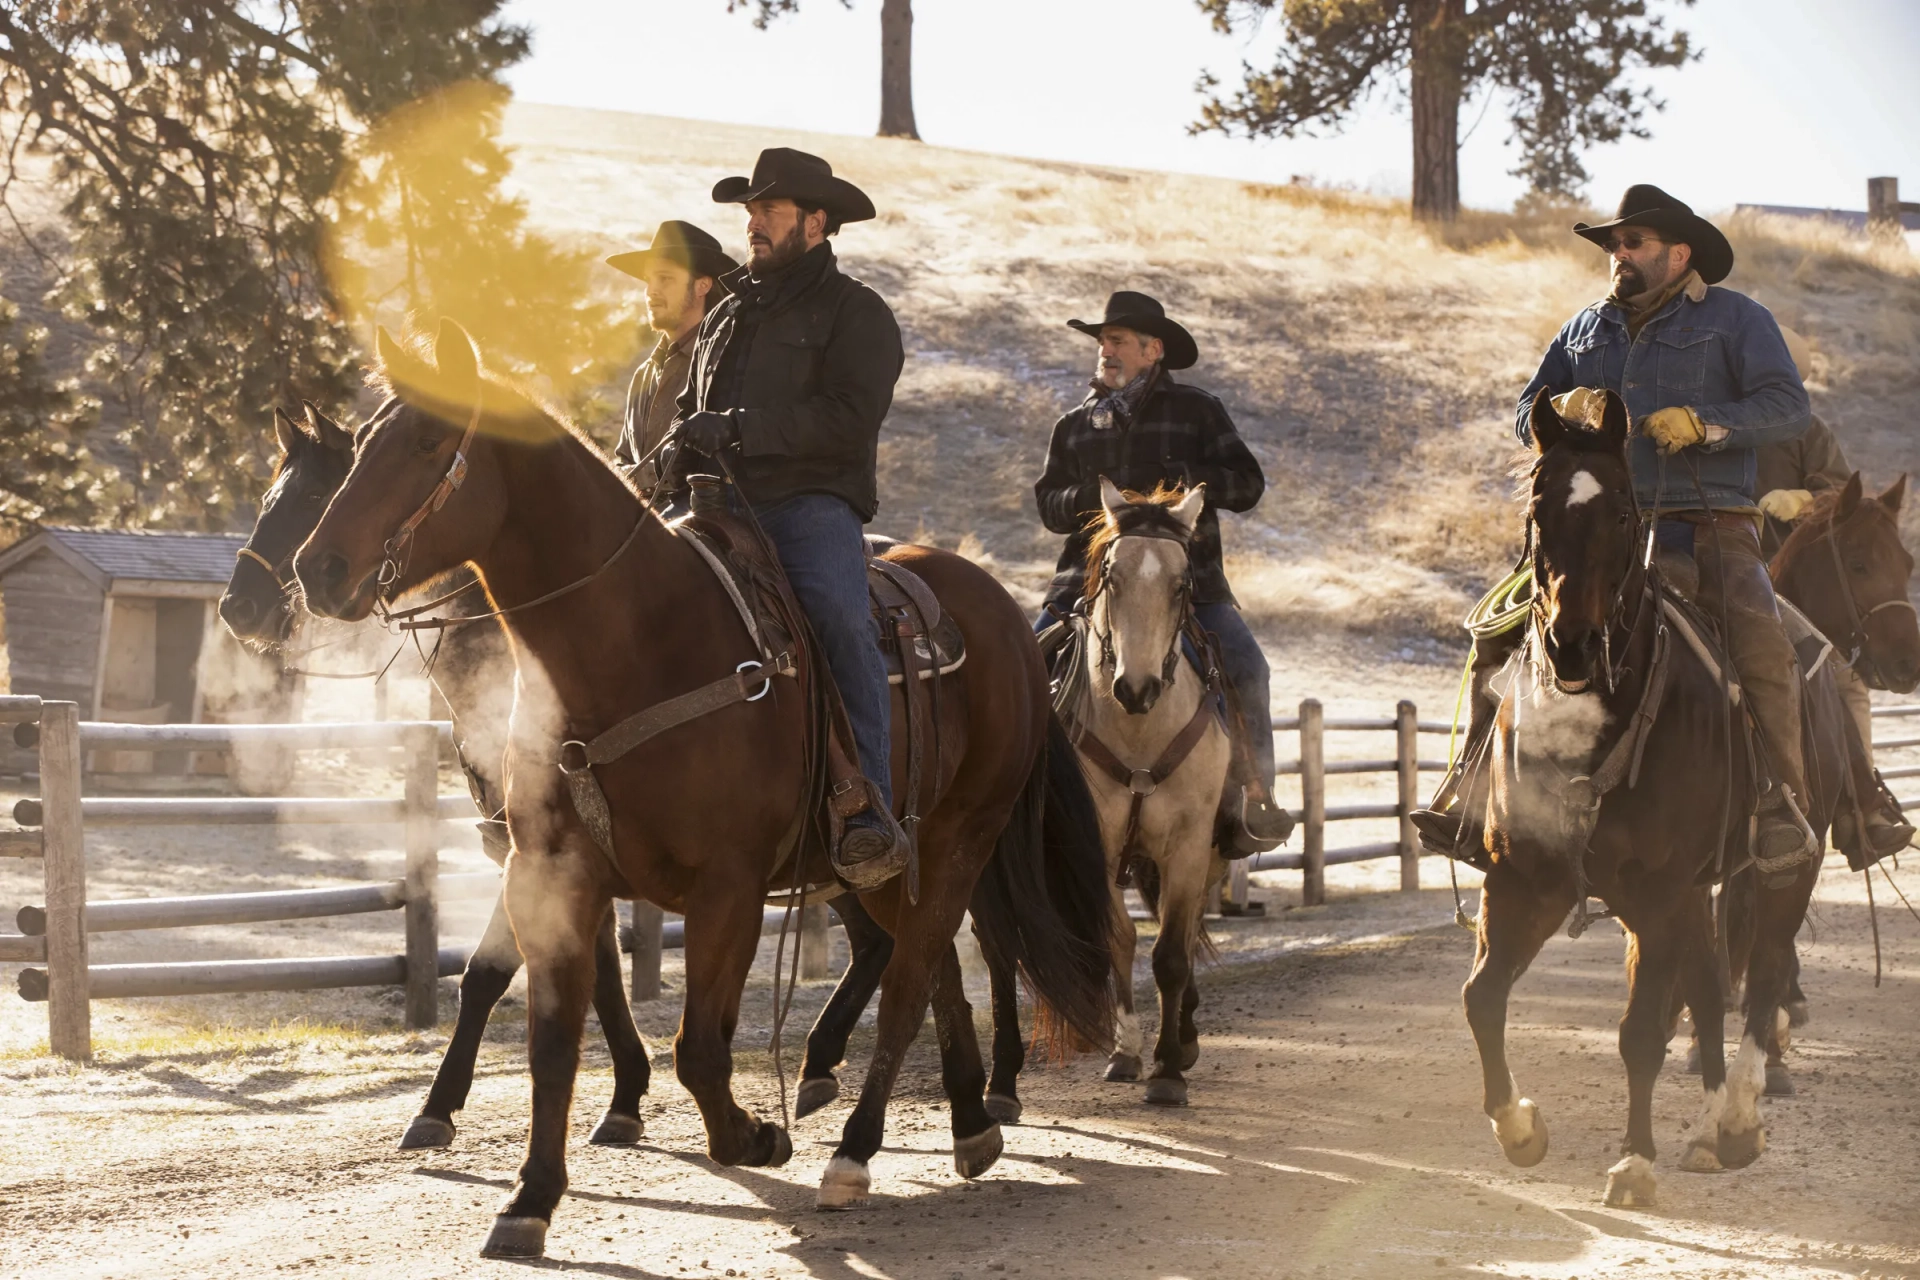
[1113,673,1164,716]
[294,547,378,621]
[216,589,295,642]
[1543,624,1602,693]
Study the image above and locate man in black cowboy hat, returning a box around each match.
[659,147,909,886]
[1423,184,1815,867]
[1033,290,1291,849]
[608,221,738,495]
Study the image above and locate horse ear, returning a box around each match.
[1838,471,1864,521]
[1528,388,1565,456]
[303,401,353,455]
[1599,390,1630,454]
[273,407,305,455]
[1880,473,1907,515]
[374,325,410,376]
[1098,475,1127,520]
[434,318,480,389]
[1170,483,1206,533]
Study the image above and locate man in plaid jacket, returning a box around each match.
[1033,290,1287,847]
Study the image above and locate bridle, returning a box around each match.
[1817,506,1918,689]
[235,543,296,591]
[1085,528,1193,691]
[376,394,483,598]
[1524,454,1650,698]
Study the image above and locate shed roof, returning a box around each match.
[0,527,247,586]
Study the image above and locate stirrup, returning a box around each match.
[833,809,910,892]
[1224,793,1291,856]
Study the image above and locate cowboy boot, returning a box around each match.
[836,804,911,891]
[1865,769,1916,859]
[1223,787,1293,856]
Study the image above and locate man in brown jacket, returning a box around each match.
[608,221,737,495]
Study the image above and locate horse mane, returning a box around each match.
[1773,485,1894,575]
[1081,482,1195,598]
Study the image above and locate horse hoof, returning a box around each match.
[1678,1138,1724,1174]
[588,1110,645,1146]
[1717,1122,1766,1169]
[1493,1100,1549,1168]
[1144,1077,1189,1107]
[1105,1053,1142,1082]
[983,1092,1023,1125]
[479,1215,548,1259]
[1604,1154,1657,1208]
[816,1156,871,1211]
[954,1123,1003,1179]
[1682,1042,1702,1075]
[748,1123,793,1168]
[1785,999,1810,1028]
[795,1075,839,1120]
[1764,1063,1795,1098]
[1178,1038,1200,1071]
[398,1114,455,1150]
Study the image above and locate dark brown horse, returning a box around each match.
[1465,390,1821,1209]
[1771,472,1918,696]
[293,321,1112,1257]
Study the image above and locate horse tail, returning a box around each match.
[971,709,1116,1056]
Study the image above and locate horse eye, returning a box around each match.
[416,431,445,455]
[1850,561,1868,575]
[305,490,327,505]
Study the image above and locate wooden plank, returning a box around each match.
[16,948,472,1001]
[1325,803,1399,821]
[15,881,406,935]
[0,829,43,857]
[0,695,43,724]
[40,701,89,1061]
[1397,700,1419,892]
[78,720,452,750]
[403,724,440,1029]
[1300,699,1325,907]
[0,934,46,962]
[629,901,663,1002]
[107,578,225,600]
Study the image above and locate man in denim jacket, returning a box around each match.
[1517,184,1815,865]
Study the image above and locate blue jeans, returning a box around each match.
[1034,600,1274,791]
[752,494,893,812]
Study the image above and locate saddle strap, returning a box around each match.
[891,602,929,903]
[1065,687,1222,879]
[675,523,767,657]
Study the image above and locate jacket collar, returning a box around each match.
[722,240,837,313]
[1595,270,1708,329]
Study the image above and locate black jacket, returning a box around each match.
[1033,373,1264,607]
[668,241,903,519]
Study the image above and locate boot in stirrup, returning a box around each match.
[834,800,911,892]
[1753,787,1815,870]
[1224,788,1293,856]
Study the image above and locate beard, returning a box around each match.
[646,281,697,335]
[751,220,810,274]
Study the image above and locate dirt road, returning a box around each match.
[2,855,1917,1280]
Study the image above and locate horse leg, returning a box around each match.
[1678,891,1733,1174]
[980,928,1026,1123]
[797,894,894,1120]
[586,903,652,1146]
[1177,963,1201,1071]
[1462,863,1570,1168]
[481,869,607,1259]
[1105,884,1143,1082]
[1605,913,1685,1207]
[675,876,792,1169]
[402,891,521,1149]
[1144,869,1204,1108]
[930,939,1002,1177]
[1722,860,1817,1163]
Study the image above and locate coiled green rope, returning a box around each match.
[1446,569,1534,766]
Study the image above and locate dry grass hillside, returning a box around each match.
[502,104,1920,640]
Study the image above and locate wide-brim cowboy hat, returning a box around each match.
[711,147,876,225]
[1066,290,1198,370]
[1574,183,1735,285]
[605,220,739,284]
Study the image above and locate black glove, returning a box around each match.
[678,410,738,457]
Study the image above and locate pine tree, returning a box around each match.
[0,279,98,530]
[730,0,920,140]
[1193,0,1696,221]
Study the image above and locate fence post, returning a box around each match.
[39,702,90,1061]
[1225,857,1252,915]
[402,723,439,1029]
[1868,176,1901,238]
[1396,699,1420,891]
[630,900,663,1003]
[800,901,830,980]
[1300,698,1325,907]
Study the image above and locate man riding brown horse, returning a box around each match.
[1419,184,1819,870]
[1033,290,1290,851]
[657,148,911,886]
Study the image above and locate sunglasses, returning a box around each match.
[1603,232,1666,254]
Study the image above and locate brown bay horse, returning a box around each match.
[293,321,1112,1257]
[1465,390,1821,1209]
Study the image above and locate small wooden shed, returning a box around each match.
[0,527,283,776]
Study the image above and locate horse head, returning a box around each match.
[220,402,354,644]
[1085,477,1205,715]
[296,318,514,621]
[1525,387,1637,694]
[1776,471,1918,693]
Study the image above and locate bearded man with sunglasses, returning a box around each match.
[1417,186,1815,869]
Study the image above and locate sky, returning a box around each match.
[500,0,1920,216]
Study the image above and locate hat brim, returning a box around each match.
[605,245,740,284]
[711,174,877,224]
[1067,315,1198,371]
[1573,210,1734,285]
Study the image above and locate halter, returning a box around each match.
[1523,452,1648,698]
[1817,506,1918,689]
[234,543,296,591]
[376,394,483,597]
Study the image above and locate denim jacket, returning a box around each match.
[1516,280,1810,509]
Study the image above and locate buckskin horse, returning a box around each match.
[220,399,1088,1152]
[1464,389,1822,1209]
[1055,480,1232,1106]
[292,320,1113,1257]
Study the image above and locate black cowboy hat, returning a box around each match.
[1066,291,1198,370]
[1574,184,1735,285]
[711,148,876,225]
[605,220,739,284]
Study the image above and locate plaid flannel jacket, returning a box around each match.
[1033,372,1264,608]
